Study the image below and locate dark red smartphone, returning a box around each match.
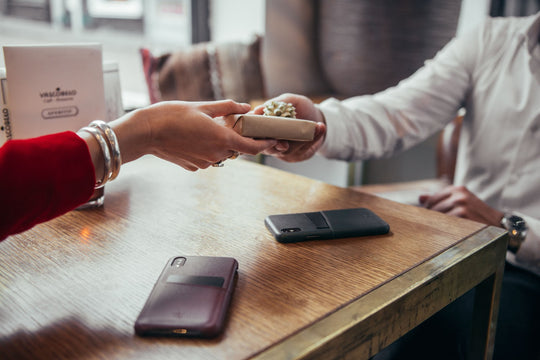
[134,256,238,338]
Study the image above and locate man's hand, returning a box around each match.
[419,185,504,226]
[253,93,327,163]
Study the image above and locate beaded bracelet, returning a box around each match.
[78,126,112,188]
[89,120,122,181]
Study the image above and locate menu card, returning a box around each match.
[0,67,8,145]
[3,44,106,140]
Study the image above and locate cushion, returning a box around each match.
[140,36,265,103]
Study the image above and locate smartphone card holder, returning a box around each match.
[135,256,238,338]
[265,207,390,243]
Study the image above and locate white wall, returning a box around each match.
[209,0,265,43]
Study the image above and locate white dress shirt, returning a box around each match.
[318,13,540,276]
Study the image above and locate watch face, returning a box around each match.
[503,214,527,253]
[509,216,527,231]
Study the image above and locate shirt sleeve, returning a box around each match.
[317,21,481,161]
[0,131,95,240]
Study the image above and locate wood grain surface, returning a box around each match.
[0,157,490,359]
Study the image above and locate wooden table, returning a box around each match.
[0,157,508,359]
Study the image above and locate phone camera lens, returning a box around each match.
[171,257,186,267]
[281,228,301,233]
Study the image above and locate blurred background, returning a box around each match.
[1,0,538,188]
[0,0,265,108]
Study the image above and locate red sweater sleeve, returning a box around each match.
[0,131,95,240]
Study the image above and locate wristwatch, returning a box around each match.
[500,213,528,253]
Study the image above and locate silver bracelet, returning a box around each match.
[89,120,122,181]
[79,126,112,188]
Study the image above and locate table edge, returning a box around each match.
[251,225,508,360]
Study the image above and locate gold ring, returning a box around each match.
[212,151,240,167]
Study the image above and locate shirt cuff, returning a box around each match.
[317,98,351,159]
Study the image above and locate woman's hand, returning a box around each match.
[111,100,278,171]
[253,93,327,163]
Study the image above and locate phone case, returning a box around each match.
[134,256,238,338]
[265,207,390,243]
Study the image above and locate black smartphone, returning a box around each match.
[134,256,238,338]
[265,207,390,243]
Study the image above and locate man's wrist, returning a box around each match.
[500,213,528,253]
